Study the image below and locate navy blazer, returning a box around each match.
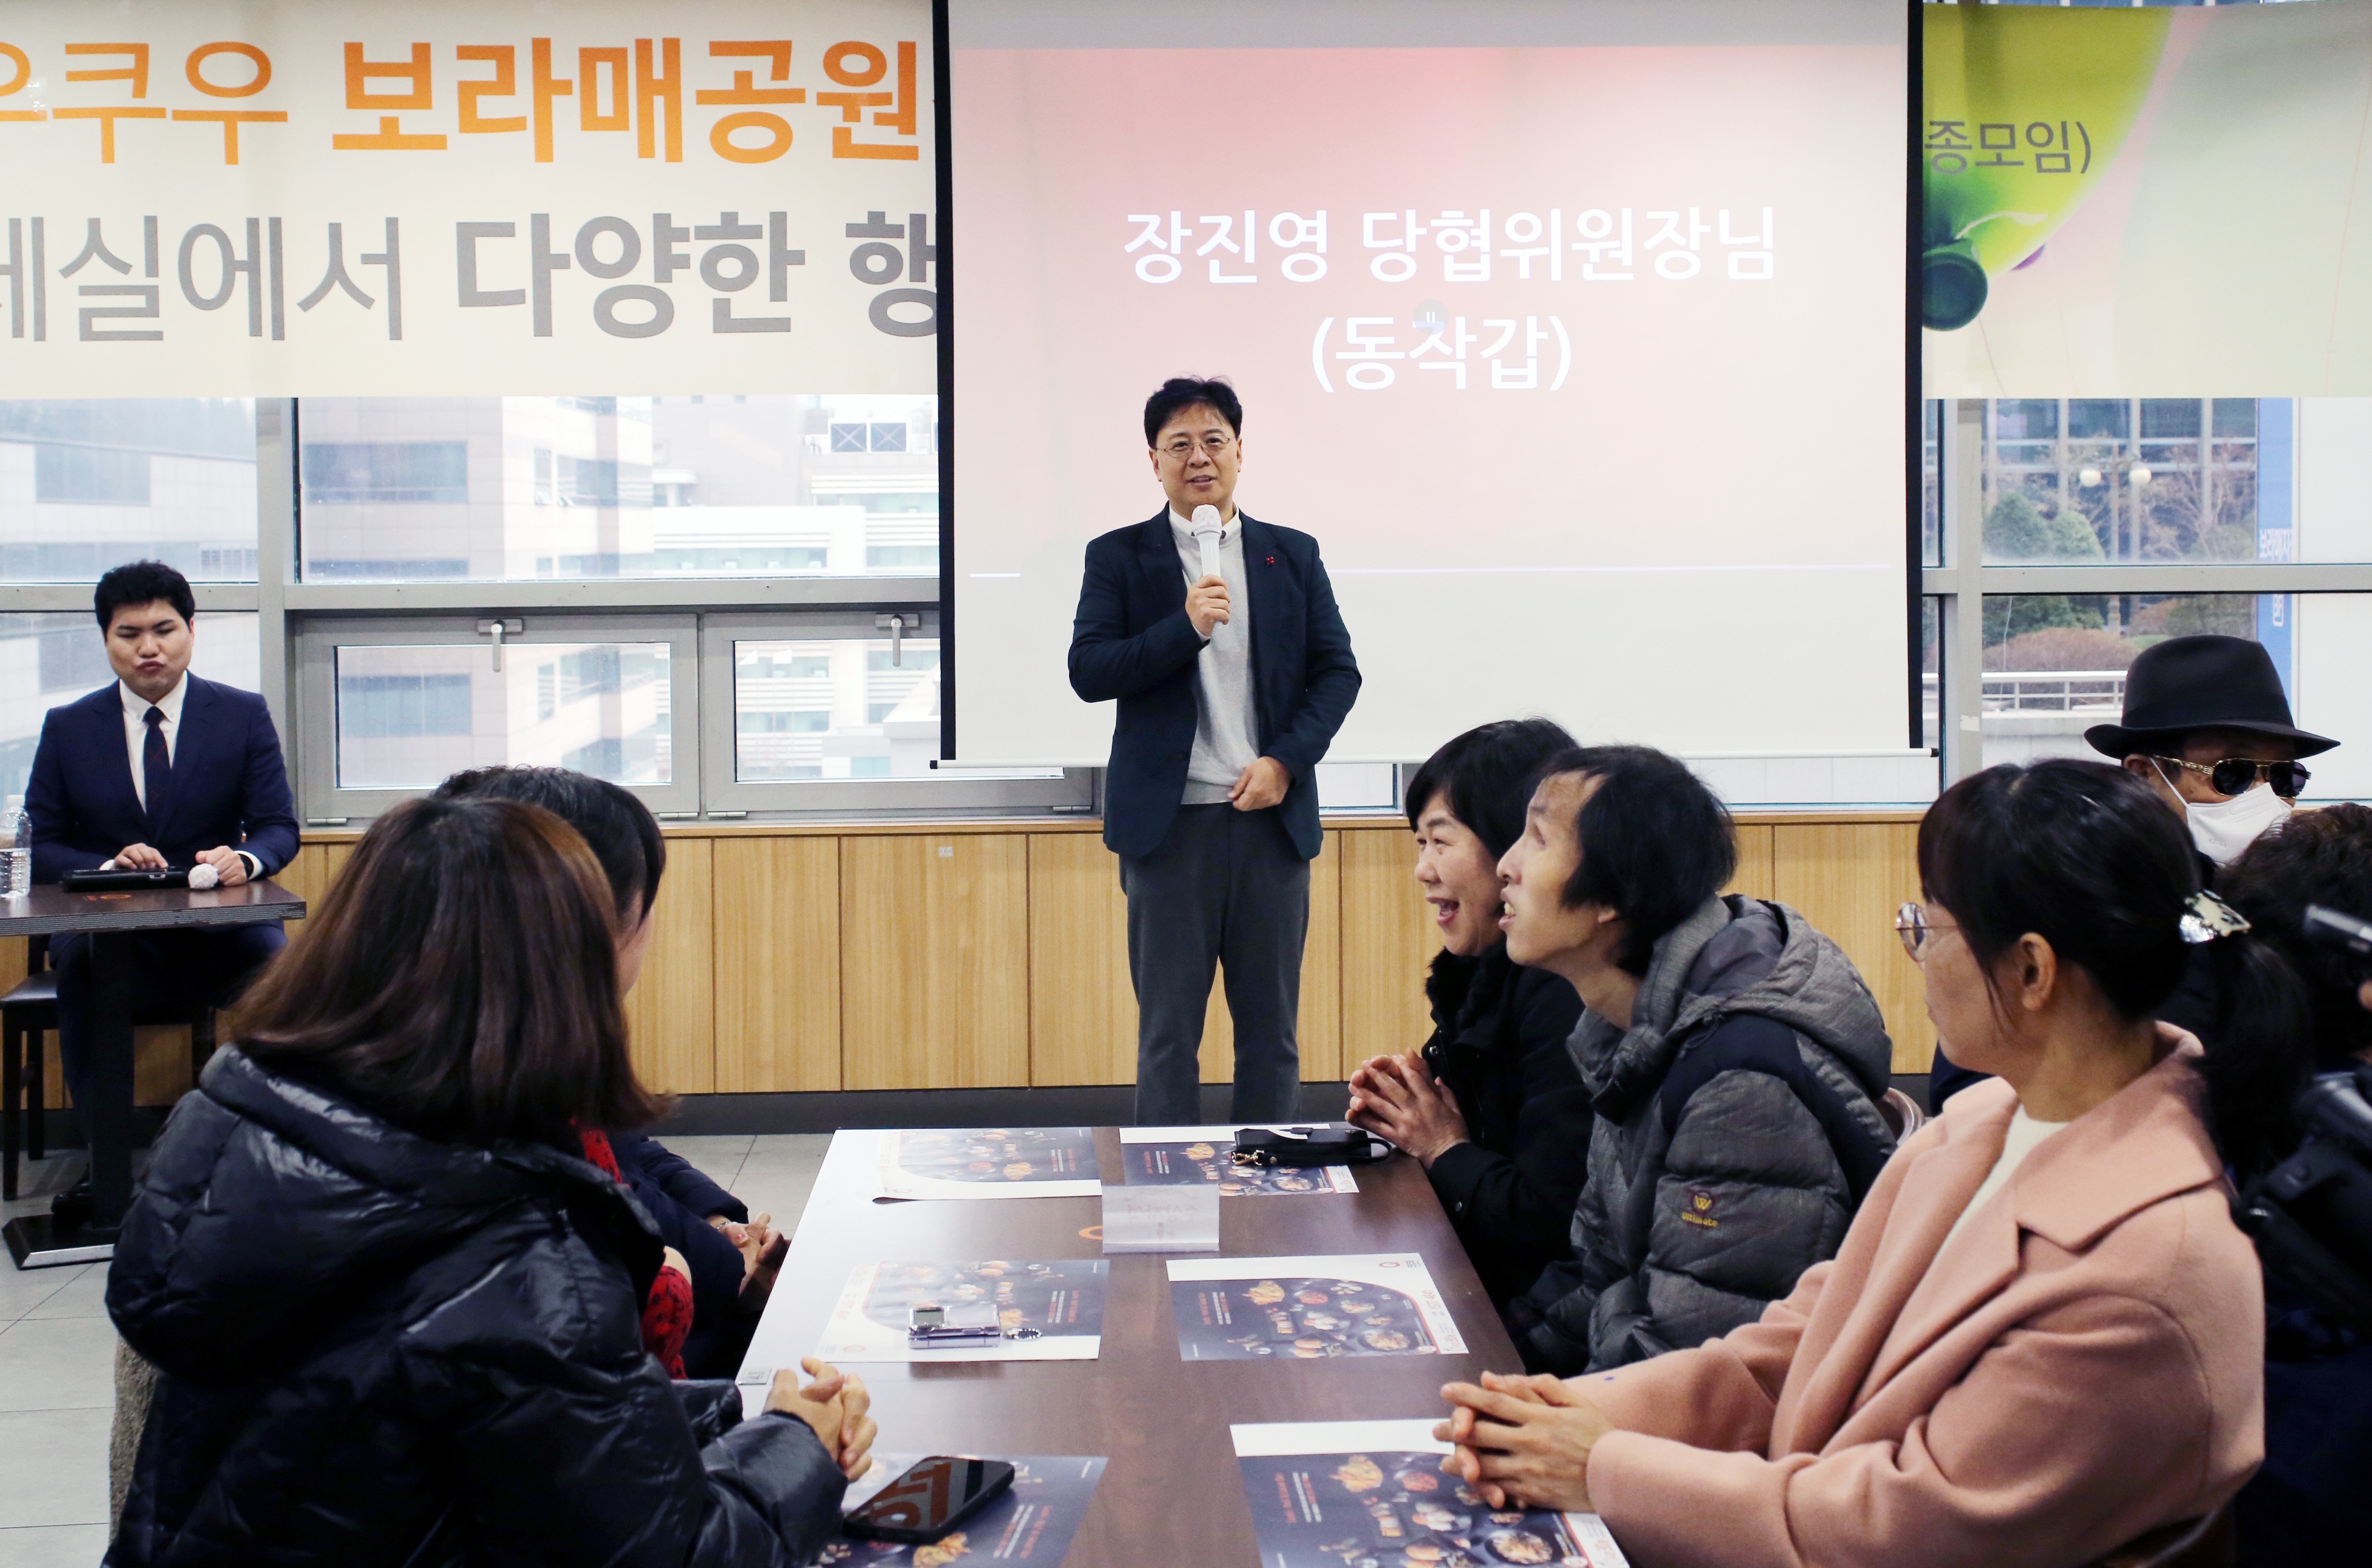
[1069,510,1360,861]
[608,1131,750,1369]
[26,673,300,884]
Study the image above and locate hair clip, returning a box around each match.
[2180,889,2252,945]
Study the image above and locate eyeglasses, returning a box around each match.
[2150,755,2311,800]
[1895,901,1958,961]
[1158,434,1236,461]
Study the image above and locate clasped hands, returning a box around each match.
[707,1211,790,1309]
[1435,1370,1616,1514]
[1346,1052,1469,1166]
[655,1233,869,1476]
[113,842,250,886]
[767,1357,878,1481]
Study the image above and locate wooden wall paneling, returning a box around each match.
[2,935,185,1109]
[0,935,27,1104]
[1027,834,1136,1087]
[1727,823,1776,902]
[1337,825,1439,1072]
[842,833,1030,1090]
[271,843,334,916]
[133,1025,193,1107]
[1194,830,1344,1085]
[1299,831,1343,1081]
[712,836,841,1094]
[624,837,716,1095]
[1198,979,1230,1084]
[1771,822,1931,1074]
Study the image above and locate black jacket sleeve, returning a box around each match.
[1067,533,1207,704]
[426,1315,845,1566]
[620,1133,748,1224]
[1425,971,1589,1303]
[26,706,107,882]
[1259,545,1360,778]
[611,1139,749,1331]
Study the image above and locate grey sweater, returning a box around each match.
[1167,508,1259,802]
[1513,895,1898,1374]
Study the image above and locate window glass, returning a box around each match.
[1975,592,2372,797]
[734,637,939,781]
[1920,400,1941,567]
[0,610,261,799]
[334,641,672,788]
[1921,595,1940,752]
[0,400,259,582]
[298,394,938,581]
[1979,397,2275,565]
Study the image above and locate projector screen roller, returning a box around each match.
[949,0,1910,768]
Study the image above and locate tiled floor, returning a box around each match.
[0,1133,834,1563]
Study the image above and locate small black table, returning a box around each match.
[2,881,305,1269]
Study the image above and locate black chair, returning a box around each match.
[2,935,58,1200]
[2,935,220,1201]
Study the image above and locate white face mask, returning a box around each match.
[2159,762,2292,864]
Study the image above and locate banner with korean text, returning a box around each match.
[0,0,934,394]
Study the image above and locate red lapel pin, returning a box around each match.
[1265,556,1275,565]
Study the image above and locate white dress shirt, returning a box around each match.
[1168,507,1261,803]
[115,674,259,876]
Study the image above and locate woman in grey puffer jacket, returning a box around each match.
[1492,747,1898,1376]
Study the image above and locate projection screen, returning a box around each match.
[947,0,1912,769]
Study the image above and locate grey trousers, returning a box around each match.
[1120,803,1310,1124]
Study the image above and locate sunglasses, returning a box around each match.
[2150,756,2311,800]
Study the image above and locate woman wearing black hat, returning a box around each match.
[2089,632,2338,868]
[1930,633,2338,1110]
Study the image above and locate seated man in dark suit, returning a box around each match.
[27,560,299,1207]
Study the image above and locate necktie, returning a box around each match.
[142,705,170,836]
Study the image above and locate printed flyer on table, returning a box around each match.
[1118,1125,1361,1196]
[1231,1420,1629,1568]
[1167,1253,1466,1361]
[817,1260,1107,1363]
[869,1127,1102,1200]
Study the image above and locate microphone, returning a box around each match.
[1191,504,1224,583]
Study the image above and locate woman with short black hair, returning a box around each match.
[106,795,873,1567]
[1346,718,1588,1308]
[1497,744,1900,1376]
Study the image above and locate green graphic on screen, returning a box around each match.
[1922,5,2170,330]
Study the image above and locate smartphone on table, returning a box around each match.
[842,1455,1017,1543]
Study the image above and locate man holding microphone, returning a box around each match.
[1069,377,1361,1123]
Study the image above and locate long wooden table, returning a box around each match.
[741,1129,1523,1568]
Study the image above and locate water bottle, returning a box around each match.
[0,794,26,899]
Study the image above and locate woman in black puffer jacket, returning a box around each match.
[1348,720,1591,1308]
[106,796,873,1568]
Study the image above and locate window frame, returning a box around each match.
[697,610,1094,817]
[291,612,702,821]
[1925,397,2372,794]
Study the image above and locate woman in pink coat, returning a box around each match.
[1440,758,2311,1568]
